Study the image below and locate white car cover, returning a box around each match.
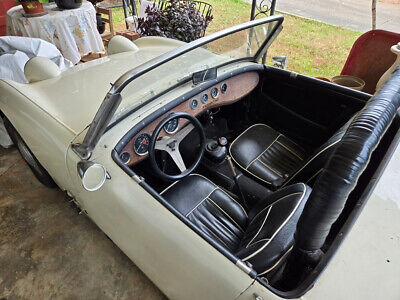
[0,36,73,148]
[0,36,73,84]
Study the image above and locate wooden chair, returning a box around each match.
[96,6,114,45]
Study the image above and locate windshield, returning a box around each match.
[71,16,283,160]
[110,16,283,125]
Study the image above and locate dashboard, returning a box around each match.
[119,71,260,166]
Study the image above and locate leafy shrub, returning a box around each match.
[137,0,213,43]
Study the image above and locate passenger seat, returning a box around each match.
[229,118,353,189]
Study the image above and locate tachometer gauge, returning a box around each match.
[164,115,180,134]
[134,133,151,156]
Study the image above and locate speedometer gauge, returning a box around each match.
[134,133,151,156]
[164,115,180,134]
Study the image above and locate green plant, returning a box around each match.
[15,0,49,3]
[137,0,213,43]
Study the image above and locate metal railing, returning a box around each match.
[250,0,277,20]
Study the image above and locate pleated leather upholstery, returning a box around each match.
[162,174,311,275]
[230,118,355,189]
[230,124,307,186]
[162,174,247,252]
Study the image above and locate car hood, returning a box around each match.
[3,37,185,135]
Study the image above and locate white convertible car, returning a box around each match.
[1,16,399,299]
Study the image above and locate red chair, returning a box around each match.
[341,30,400,94]
[0,0,18,36]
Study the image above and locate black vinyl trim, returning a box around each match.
[114,64,264,153]
[263,66,372,104]
[262,93,328,132]
[256,113,400,298]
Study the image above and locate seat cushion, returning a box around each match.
[236,183,311,275]
[230,124,307,187]
[162,174,248,251]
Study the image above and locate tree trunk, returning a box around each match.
[372,0,377,30]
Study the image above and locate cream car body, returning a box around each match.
[0,16,399,300]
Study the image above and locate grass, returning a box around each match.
[110,0,361,79]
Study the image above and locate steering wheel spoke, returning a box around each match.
[166,147,186,172]
[154,138,170,151]
[155,137,187,172]
[175,123,194,143]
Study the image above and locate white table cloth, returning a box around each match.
[6,1,104,64]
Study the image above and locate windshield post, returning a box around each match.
[72,93,122,159]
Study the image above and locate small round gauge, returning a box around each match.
[120,152,131,164]
[190,98,198,110]
[164,115,180,134]
[201,93,209,104]
[221,83,228,94]
[211,87,219,99]
[134,133,151,156]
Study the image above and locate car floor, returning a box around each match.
[0,147,166,299]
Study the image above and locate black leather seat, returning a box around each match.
[230,120,352,189]
[162,174,311,276]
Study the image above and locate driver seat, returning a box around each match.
[162,174,311,276]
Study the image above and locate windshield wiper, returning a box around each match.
[192,67,217,85]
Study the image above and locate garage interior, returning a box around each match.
[0,147,165,299]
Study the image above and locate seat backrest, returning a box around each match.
[282,116,355,188]
[235,183,312,275]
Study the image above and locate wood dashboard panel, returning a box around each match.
[121,71,259,166]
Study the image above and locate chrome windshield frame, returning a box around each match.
[72,15,284,160]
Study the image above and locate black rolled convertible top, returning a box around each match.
[295,66,400,252]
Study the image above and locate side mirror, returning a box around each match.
[272,55,288,70]
[77,161,110,192]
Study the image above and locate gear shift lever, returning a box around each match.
[226,155,248,210]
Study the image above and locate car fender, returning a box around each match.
[0,80,75,191]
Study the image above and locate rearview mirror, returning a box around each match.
[77,161,110,192]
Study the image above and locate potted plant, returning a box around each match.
[54,0,82,10]
[16,0,48,15]
[137,0,213,43]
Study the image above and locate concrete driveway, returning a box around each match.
[274,0,400,32]
[0,147,165,299]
